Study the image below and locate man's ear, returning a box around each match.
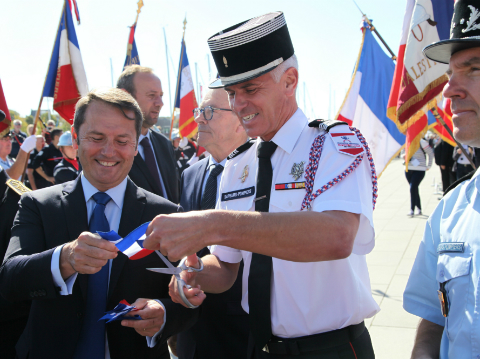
[71,126,79,150]
[283,67,298,98]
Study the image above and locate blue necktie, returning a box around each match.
[201,164,224,210]
[74,192,111,359]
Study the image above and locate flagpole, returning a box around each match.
[20,1,66,182]
[169,17,187,140]
[163,27,172,115]
[352,0,397,60]
[430,107,477,169]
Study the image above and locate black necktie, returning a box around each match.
[140,137,164,196]
[201,164,224,210]
[75,192,111,359]
[249,141,278,349]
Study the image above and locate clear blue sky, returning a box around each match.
[1,0,406,121]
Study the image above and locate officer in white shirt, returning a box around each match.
[144,12,378,359]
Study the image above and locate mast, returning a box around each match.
[169,17,187,140]
[163,27,172,115]
[110,58,114,87]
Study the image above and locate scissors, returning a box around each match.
[147,251,204,309]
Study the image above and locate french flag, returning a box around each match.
[43,0,88,124]
[98,222,153,260]
[174,39,198,139]
[337,22,405,175]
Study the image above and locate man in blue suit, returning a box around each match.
[177,88,249,359]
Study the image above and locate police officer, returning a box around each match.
[403,1,480,357]
[144,12,378,359]
[9,120,27,159]
[53,131,81,184]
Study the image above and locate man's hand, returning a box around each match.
[440,165,446,170]
[59,232,118,279]
[168,254,206,308]
[47,176,55,184]
[121,298,165,337]
[143,211,214,261]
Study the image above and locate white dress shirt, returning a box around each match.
[211,108,379,338]
[138,130,168,198]
[50,174,163,356]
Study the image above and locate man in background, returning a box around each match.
[117,65,180,203]
[176,88,249,359]
[31,128,62,186]
[9,120,26,159]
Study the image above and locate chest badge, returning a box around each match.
[289,161,305,180]
[239,165,249,183]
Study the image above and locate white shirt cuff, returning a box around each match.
[51,245,78,295]
[145,299,166,348]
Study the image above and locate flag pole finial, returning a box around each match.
[183,16,187,31]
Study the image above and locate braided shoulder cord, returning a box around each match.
[300,127,378,211]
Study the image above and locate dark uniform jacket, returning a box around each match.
[9,131,26,159]
[53,158,81,185]
[27,149,51,190]
[177,158,249,359]
[31,143,62,178]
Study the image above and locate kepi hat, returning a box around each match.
[423,0,480,64]
[208,12,294,89]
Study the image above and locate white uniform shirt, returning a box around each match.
[211,108,379,339]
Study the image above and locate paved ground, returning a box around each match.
[171,158,444,359]
[367,158,443,358]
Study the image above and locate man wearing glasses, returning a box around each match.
[175,88,249,359]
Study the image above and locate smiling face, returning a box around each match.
[443,47,480,147]
[132,72,164,130]
[72,100,138,192]
[224,67,298,141]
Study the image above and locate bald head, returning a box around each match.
[195,89,247,162]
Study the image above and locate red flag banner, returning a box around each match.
[387,0,454,169]
[0,79,11,137]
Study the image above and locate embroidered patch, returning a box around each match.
[221,186,255,202]
[437,242,465,253]
[275,182,306,190]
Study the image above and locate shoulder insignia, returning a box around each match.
[227,139,256,160]
[6,179,31,196]
[308,119,349,132]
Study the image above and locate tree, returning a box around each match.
[9,110,20,119]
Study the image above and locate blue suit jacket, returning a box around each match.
[177,158,249,359]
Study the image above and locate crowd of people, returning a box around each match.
[0,3,479,359]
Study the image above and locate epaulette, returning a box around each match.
[6,179,31,196]
[444,169,476,196]
[227,139,256,160]
[308,119,349,132]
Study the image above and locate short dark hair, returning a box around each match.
[73,88,143,145]
[50,129,63,141]
[117,65,154,97]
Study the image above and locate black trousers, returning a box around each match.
[440,167,456,193]
[405,170,425,211]
[248,327,375,359]
[456,163,472,180]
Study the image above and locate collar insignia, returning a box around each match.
[239,165,249,183]
[289,161,305,180]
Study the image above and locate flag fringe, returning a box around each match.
[394,75,447,133]
[395,92,444,134]
[431,126,457,147]
[334,29,366,122]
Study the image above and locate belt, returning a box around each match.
[263,322,365,356]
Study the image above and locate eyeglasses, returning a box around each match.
[193,106,232,121]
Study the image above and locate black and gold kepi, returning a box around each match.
[207,12,294,89]
[423,0,480,64]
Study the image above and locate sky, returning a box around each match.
[0,0,407,121]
